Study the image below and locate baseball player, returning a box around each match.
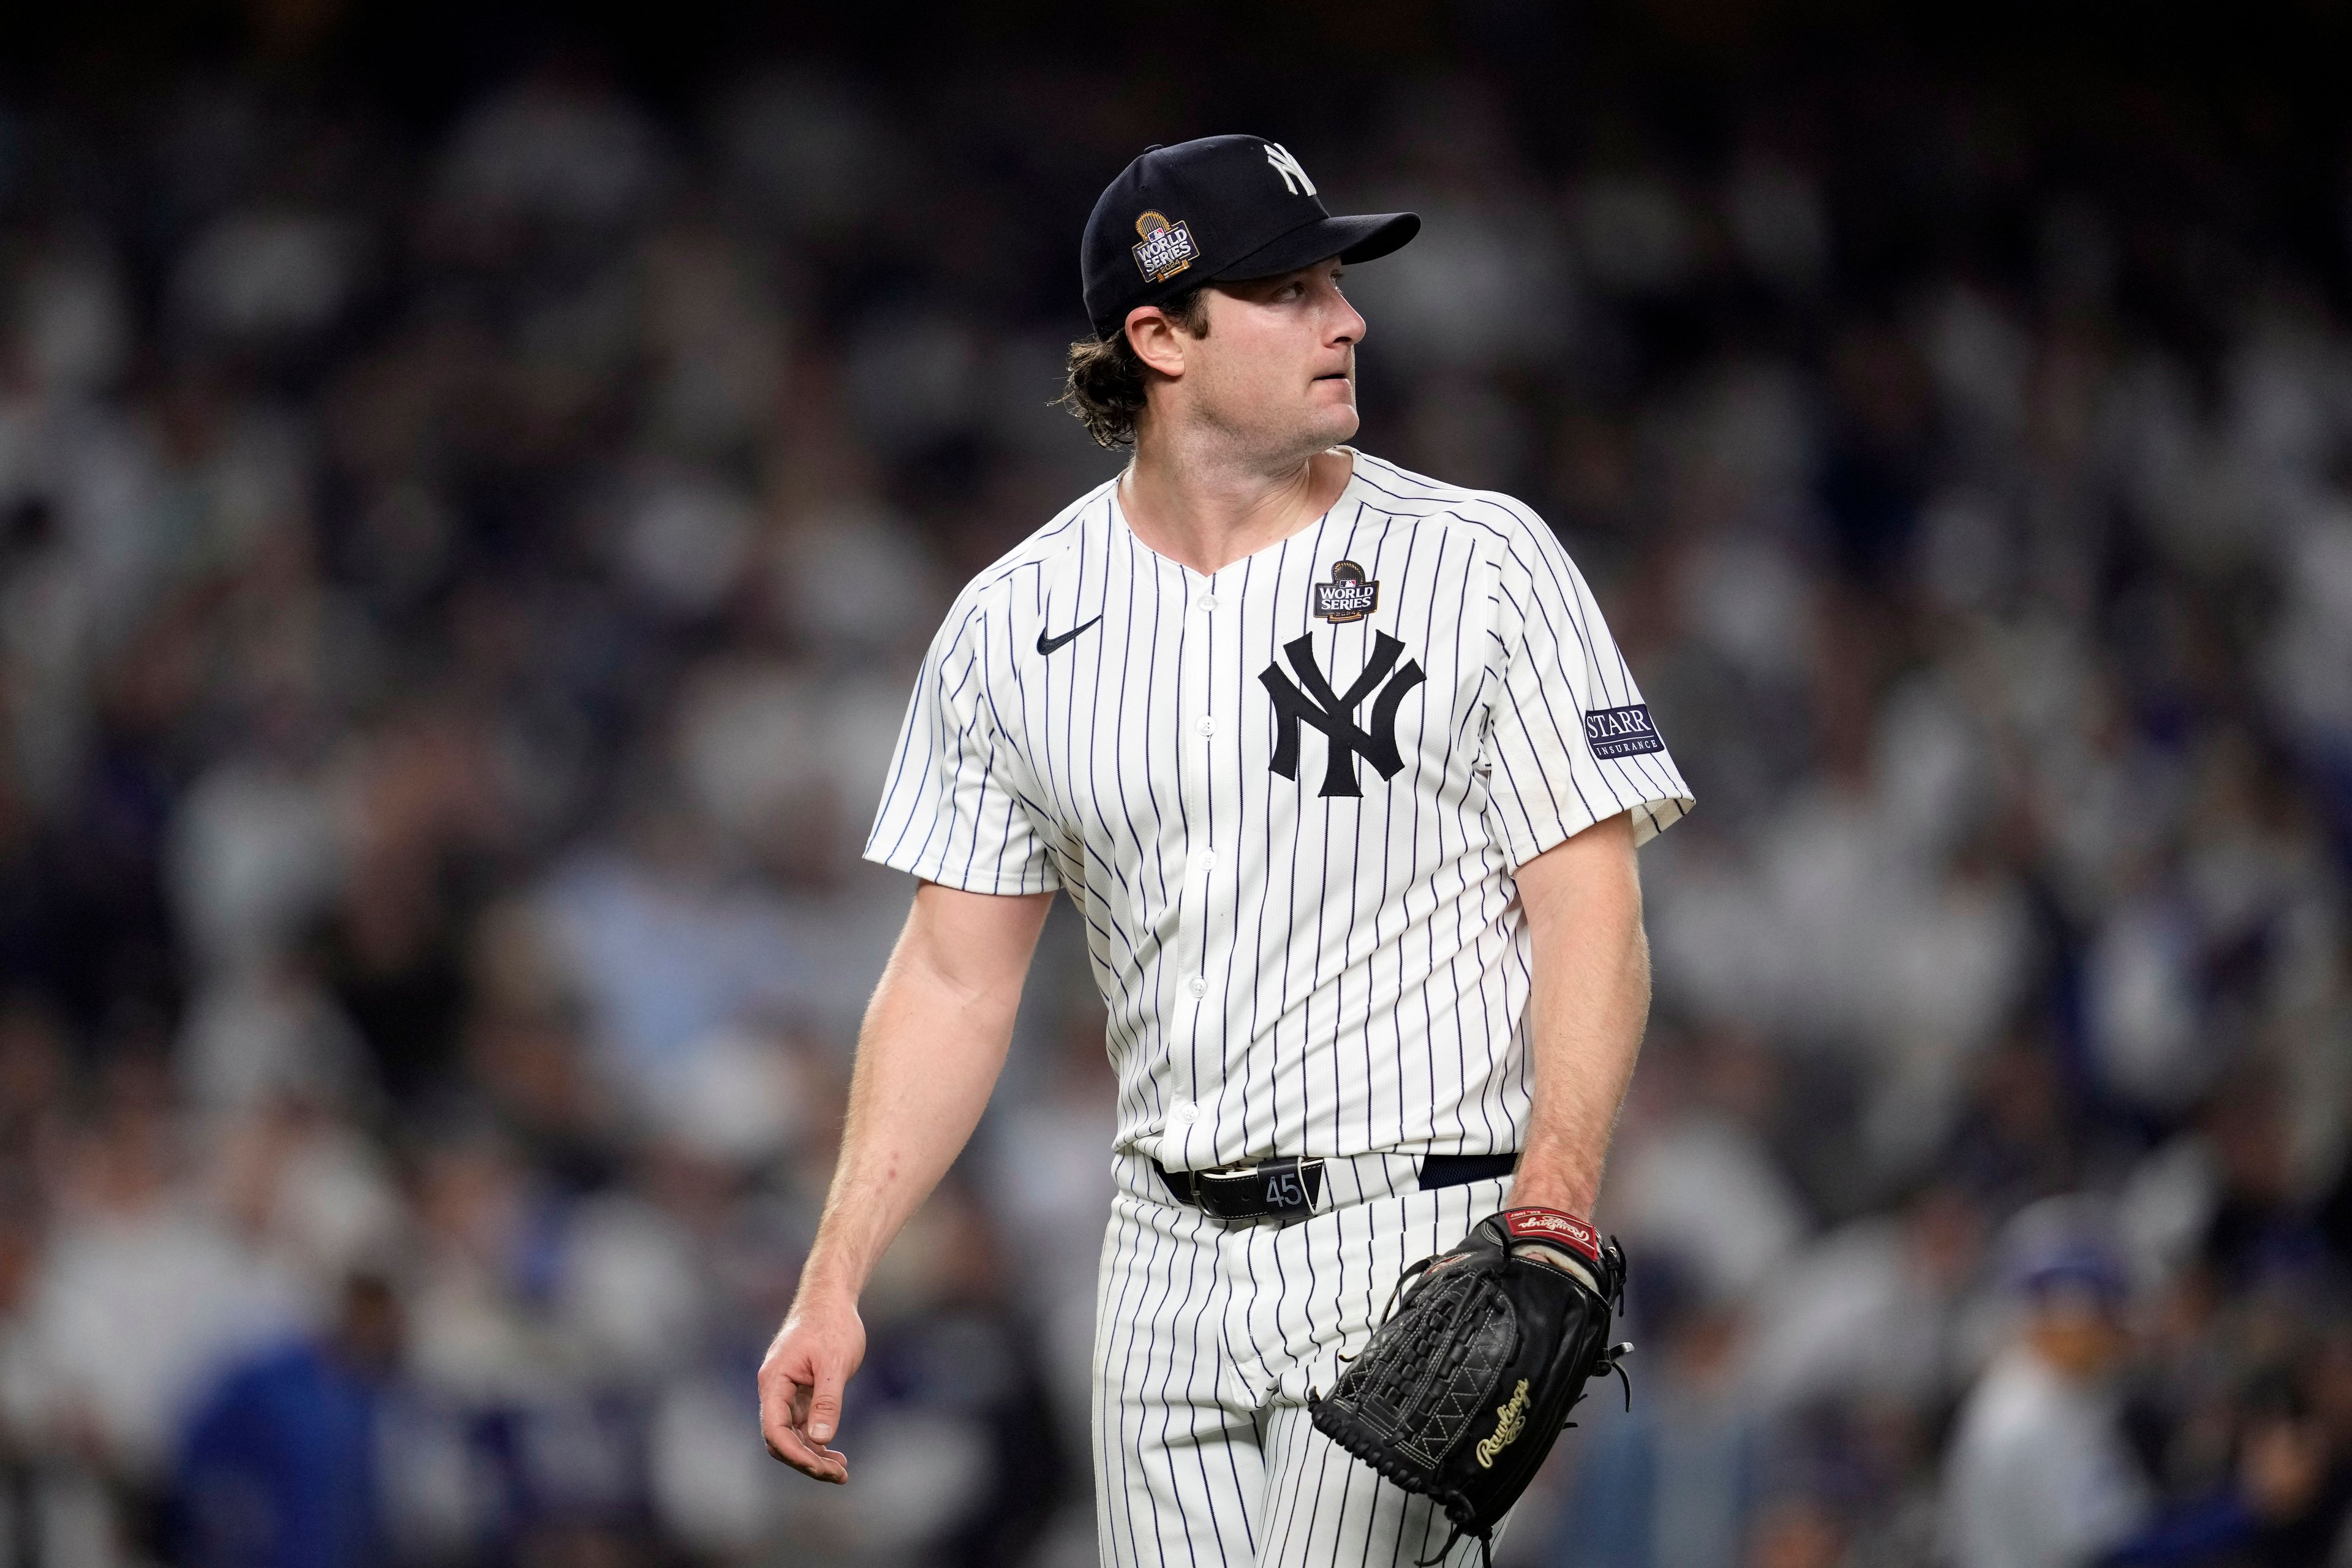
[761,134,1692,1566]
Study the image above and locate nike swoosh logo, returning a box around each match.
[1036,616,1102,655]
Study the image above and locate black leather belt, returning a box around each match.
[1155,1152,1520,1223]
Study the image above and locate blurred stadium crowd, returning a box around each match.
[0,26,2348,1568]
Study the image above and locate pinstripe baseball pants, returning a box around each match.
[1092,1152,1515,1567]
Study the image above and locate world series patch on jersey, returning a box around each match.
[865,450,1692,1174]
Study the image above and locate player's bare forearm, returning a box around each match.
[760,880,1052,1480]
[1504,812,1648,1218]
[797,880,1051,1294]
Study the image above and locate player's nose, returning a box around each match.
[1333,288,1366,345]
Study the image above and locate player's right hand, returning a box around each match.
[759,1291,865,1483]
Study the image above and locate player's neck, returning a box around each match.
[1118,438,1353,576]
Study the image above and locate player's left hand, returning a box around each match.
[760,1290,866,1483]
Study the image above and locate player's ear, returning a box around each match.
[1125,305,1190,380]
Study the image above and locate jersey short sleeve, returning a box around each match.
[1478,503,1693,863]
[864,600,1064,895]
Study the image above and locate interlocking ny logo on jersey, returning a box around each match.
[1260,633,1425,798]
[1264,142,1317,197]
[1131,210,1199,282]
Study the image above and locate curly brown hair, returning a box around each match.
[1054,287,1212,448]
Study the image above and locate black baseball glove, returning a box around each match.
[1309,1207,1630,1567]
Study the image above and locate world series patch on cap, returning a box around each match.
[1082,135,1420,339]
[1132,211,1199,283]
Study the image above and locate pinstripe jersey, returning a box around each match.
[865,448,1692,1172]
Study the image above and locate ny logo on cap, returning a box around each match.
[1265,142,1317,198]
[1260,633,1425,797]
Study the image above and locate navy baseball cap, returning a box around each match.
[1081,135,1420,339]
[2002,1196,2130,1307]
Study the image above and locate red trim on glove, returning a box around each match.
[1499,1207,1602,1265]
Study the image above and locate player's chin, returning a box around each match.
[1303,386,1359,442]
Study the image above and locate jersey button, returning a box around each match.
[1196,716,1216,737]
[1198,848,1217,871]
[1188,976,1208,998]
[1172,1101,1199,1125]
[1196,595,1218,613]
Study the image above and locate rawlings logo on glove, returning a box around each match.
[1472,1379,1531,1468]
[1500,1207,1602,1262]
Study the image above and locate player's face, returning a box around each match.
[1192,259,1365,455]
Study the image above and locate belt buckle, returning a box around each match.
[1196,1156,1324,1224]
